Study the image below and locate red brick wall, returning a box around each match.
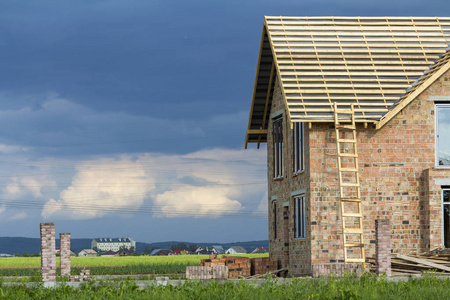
[309,70,450,265]
[266,69,450,275]
[267,78,311,275]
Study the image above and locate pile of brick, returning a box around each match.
[200,255,278,279]
[70,269,91,282]
[186,266,228,280]
[251,257,278,275]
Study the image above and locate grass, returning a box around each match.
[1,273,450,299]
[0,254,269,277]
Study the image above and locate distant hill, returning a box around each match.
[0,237,269,255]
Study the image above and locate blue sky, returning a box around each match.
[0,0,449,243]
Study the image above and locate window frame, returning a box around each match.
[443,188,450,248]
[273,116,284,179]
[293,122,305,174]
[436,104,450,168]
[293,195,306,240]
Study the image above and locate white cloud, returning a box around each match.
[42,158,155,220]
[154,186,242,218]
[253,191,268,217]
[9,212,27,221]
[41,148,267,220]
[0,206,5,215]
[0,144,29,154]
[2,177,56,200]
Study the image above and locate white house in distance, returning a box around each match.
[78,249,98,257]
[91,238,136,252]
[225,246,247,254]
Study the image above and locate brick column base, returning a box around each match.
[375,219,391,276]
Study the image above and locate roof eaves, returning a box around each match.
[245,24,269,149]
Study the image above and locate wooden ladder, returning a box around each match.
[333,103,365,263]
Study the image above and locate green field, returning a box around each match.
[0,254,269,277]
[1,274,450,299]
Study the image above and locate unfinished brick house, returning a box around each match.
[245,16,450,276]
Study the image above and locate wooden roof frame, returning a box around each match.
[246,16,450,146]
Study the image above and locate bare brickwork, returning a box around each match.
[40,222,56,282]
[186,266,228,280]
[60,233,71,277]
[266,71,450,276]
[375,219,391,276]
[312,263,363,278]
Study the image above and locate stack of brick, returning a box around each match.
[70,269,91,282]
[40,223,56,282]
[186,266,228,280]
[60,233,71,277]
[375,219,392,276]
[201,255,251,279]
[200,255,227,267]
[251,257,278,275]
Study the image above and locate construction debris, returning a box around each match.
[199,255,278,279]
[389,253,450,276]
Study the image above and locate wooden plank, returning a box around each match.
[396,254,450,272]
[344,243,364,247]
[247,129,268,134]
[344,228,364,233]
[342,213,363,217]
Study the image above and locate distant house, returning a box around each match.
[78,249,98,257]
[212,245,225,254]
[101,250,119,257]
[225,246,247,255]
[70,250,76,257]
[117,248,134,256]
[195,246,224,255]
[170,249,188,255]
[0,253,14,257]
[91,237,136,252]
[252,247,268,254]
[150,249,171,256]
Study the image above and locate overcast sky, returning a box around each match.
[0,0,449,244]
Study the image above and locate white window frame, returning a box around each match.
[273,116,284,179]
[293,122,305,174]
[294,195,306,239]
[436,104,450,168]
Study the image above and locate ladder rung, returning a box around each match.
[341,198,361,202]
[344,228,364,234]
[336,125,356,130]
[345,258,365,263]
[341,182,360,187]
[343,213,363,218]
[339,153,358,157]
[344,243,364,248]
[337,139,356,143]
[340,168,358,172]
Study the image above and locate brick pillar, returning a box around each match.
[40,222,56,282]
[375,219,391,276]
[60,233,71,277]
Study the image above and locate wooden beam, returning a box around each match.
[257,61,275,149]
[376,59,450,129]
[245,25,267,149]
[247,129,268,135]
[396,254,450,273]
